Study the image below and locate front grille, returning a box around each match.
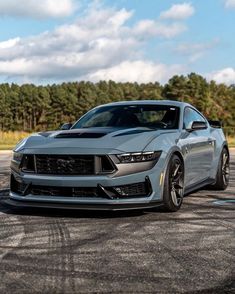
[35,155,95,175]
[21,154,116,175]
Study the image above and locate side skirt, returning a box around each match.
[184,178,215,196]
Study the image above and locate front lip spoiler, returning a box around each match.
[4,198,162,211]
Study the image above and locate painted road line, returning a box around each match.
[213,199,235,206]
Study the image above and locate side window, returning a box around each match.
[183,107,206,129]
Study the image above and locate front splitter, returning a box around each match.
[4,198,162,211]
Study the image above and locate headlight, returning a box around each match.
[13,152,23,164]
[117,151,162,163]
[11,152,23,172]
[14,137,27,152]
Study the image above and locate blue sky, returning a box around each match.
[0,0,234,84]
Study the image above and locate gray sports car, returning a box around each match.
[7,100,230,212]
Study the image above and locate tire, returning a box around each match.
[163,154,184,212]
[212,147,230,190]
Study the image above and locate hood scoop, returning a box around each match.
[55,132,107,139]
[39,131,54,138]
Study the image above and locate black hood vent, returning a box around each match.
[113,129,153,137]
[55,132,107,139]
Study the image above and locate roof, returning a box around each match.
[103,100,191,108]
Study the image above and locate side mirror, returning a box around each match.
[186,121,207,132]
[60,123,73,130]
[208,120,222,128]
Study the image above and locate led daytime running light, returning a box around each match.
[117,151,161,163]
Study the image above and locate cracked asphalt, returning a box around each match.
[0,150,234,293]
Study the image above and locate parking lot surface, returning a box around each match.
[0,151,234,293]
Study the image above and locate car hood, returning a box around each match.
[15,127,176,154]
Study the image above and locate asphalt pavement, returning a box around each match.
[0,151,12,189]
[0,150,234,293]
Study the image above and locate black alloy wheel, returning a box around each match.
[163,154,184,212]
[213,147,230,190]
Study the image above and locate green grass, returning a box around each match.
[227,137,235,148]
[0,145,15,150]
[0,131,30,150]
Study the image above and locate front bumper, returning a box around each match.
[9,163,164,210]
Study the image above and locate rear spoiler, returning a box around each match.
[208,120,222,128]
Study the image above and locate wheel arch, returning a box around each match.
[223,143,230,158]
[170,151,185,185]
[162,147,185,173]
[217,142,230,168]
[172,151,184,167]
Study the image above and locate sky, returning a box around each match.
[0,0,235,85]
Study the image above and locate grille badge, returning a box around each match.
[57,158,76,172]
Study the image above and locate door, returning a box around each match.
[181,107,214,186]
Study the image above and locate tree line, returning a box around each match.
[0,73,235,132]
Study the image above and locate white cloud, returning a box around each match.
[0,4,189,83]
[225,0,235,8]
[109,8,133,27]
[0,37,20,49]
[0,0,76,19]
[84,60,185,83]
[160,3,195,20]
[0,7,136,78]
[207,68,235,85]
[175,39,219,62]
[134,20,187,38]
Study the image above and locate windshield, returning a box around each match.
[72,104,180,130]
